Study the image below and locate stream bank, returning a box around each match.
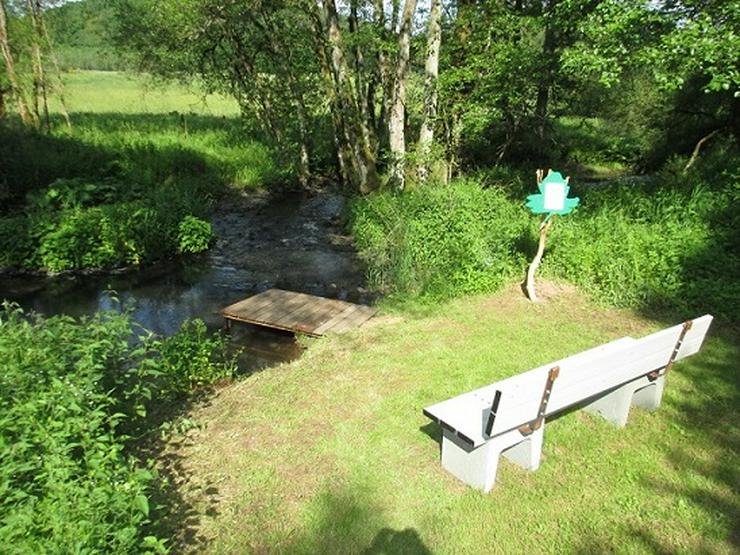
[1,190,372,370]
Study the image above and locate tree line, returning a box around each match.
[2,1,738,192]
[0,0,71,130]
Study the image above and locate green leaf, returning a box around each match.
[135,494,150,517]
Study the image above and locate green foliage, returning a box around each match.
[0,305,237,553]
[542,151,739,320]
[156,319,237,399]
[0,71,283,273]
[177,215,213,254]
[353,150,739,320]
[0,306,158,553]
[351,180,528,301]
[45,0,122,70]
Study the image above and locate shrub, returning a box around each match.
[540,163,739,320]
[177,215,213,254]
[351,180,528,301]
[0,306,160,553]
[0,216,35,268]
[0,306,238,553]
[156,319,237,399]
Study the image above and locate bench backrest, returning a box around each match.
[423,315,713,448]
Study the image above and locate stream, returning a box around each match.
[0,191,372,371]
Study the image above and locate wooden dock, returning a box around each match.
[221,288,376,336]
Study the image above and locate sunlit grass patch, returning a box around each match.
[157,285,739,553]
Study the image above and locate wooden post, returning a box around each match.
[525,216,553,302]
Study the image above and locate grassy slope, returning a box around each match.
[158,284,738,554]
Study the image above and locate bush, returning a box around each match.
[0,306,237,553]
[2,181,215,272]
[177,215,213,254]
[352,151,738,321]
[156,319,237,398]
[0,306,160,553]
[350,180,528,301]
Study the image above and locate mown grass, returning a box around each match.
[153,284,738,553]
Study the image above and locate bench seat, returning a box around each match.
[423,315,713,491]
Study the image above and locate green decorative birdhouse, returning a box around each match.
[526,171,580,221]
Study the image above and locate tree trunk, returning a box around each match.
[372,0,392,152]
[323,0,380,193]
[417,0,442,181]
[388,0,417,190]
[38,0,71,131]
[287,73,311,188]
[524,217,554,302]
[27,0,47,130]
[534,3,556,142]
[0,0,33,125]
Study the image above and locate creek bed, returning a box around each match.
[0,191,372,371]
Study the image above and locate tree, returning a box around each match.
[387,0,416,190]
[417,0,441,181]
[0,0,33,125]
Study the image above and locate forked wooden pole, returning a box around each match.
[525,216,553,302]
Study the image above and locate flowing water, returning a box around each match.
[0,191,372,371]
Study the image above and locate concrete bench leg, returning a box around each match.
[441,426,544,493]
[584,375,666,427]
[632,376,665,412]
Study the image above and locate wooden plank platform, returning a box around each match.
[221,289,377,336]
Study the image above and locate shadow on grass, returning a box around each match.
[134,390,223,553]
[0,111,275,205]
[277,486,431,555]
[631,327,740,550]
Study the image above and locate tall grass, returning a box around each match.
[350,180,528,302]
[351,147,739,320]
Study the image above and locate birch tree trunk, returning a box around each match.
[388,0,417,190]
[323,0,380,194]
[417,0,441,181]
[0,0,33,125]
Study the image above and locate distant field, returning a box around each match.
[34,70,281,190]
[49,70,239,116]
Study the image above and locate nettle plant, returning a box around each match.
[177,215,213,254]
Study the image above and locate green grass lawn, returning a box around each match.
[155,283,739,554]
[44,71,279,190]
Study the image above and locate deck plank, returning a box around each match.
[221,289,376,336]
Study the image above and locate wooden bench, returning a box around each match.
[422,315,713,492]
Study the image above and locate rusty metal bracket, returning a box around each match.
[647,319,693,382]
[519,366,560,436]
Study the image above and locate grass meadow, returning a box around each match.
[154,284,739,553]
[4,71,280,197]
[0,71,283,272]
